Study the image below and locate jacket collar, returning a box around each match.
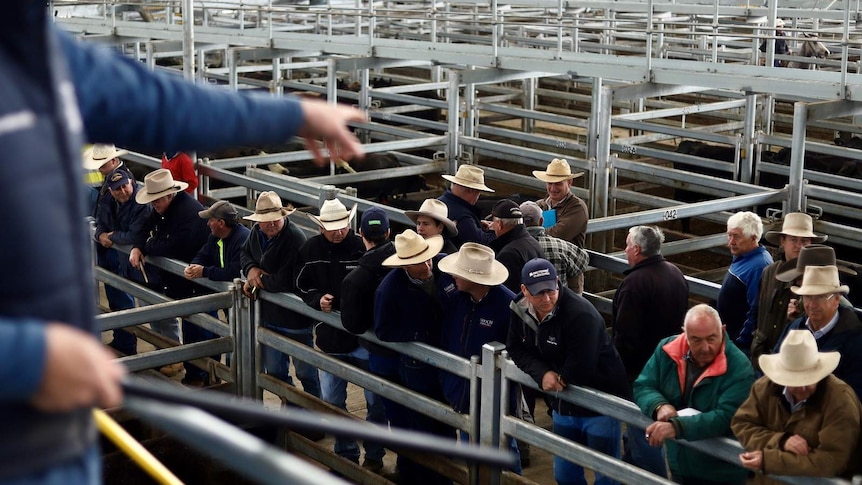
[662,332,730,391]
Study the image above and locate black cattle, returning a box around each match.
[771,147,862,179]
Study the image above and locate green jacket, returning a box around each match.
[634,332,754,482]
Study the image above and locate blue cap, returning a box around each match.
[521,258,558,294]
[106,169,131,190]
[361,207,390,238]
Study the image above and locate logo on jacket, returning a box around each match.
[479,318,494,328]
[545,336,559,346]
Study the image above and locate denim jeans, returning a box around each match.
[320,346,386,463]
[624,424,667,478]
[97,248,136,354]
[552,411,621,485]
[261,323,320,399]
[4,444,100,485]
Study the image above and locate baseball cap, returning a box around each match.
[519,201,542,227]
[106,169,131,190]
[521,258,558,294]
[198,200,238,220]
[361,207,390,238]
[488,199,522,220]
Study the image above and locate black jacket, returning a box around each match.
[295,232,365,353]
[490,224,545,293]
[240,219,311,329]
[613,255,690,382]
[139,191,209,298]
[508,287,632,416]
[340,241,397,355]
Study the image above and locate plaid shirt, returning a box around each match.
[526,226,589,288]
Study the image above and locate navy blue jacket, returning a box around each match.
[374,256,448,345]
[489,224,545,293]
[340,241,397,355]
[438,190,495,247]
[95,182,152,249]
[440,284,515,413]
[191,224,251,282]
[717,245,772,348]
[0,5,314,477]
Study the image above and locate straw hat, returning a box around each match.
[382,231,444,267]
[775,244,856,282]
[759,330,839,387]
[307,198,357,231]
[135,169,189,204]
[764,213,827,246]
[83,144,128,170]
[441,165,494,192]
[532,158,584,183]
[438,243,509,286]
[790,265,849,296]
[242,191,295,222]
[405,199,458,237]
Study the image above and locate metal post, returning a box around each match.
[522,77,536,133]
[234,278,256,398]
[447,70,461,175]
[182,0,194,83]
[327,58,339,176]
[788,102,808,212]
[252,298,263,400]
[318,185,340,210]
[478,343,505,485]
[742,93,758,185]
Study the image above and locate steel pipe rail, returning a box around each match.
[97,293,232,331]
[118,338,233,373]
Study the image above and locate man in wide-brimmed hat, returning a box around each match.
[130,168,210,381]
[534,158,589,248]
[405,198,459,254]
[773,265,862,399]
[239,191,321,402]
[437,165,496,247]
[83,143,133,219]
[375,230,452,483]
[733,330,861,484]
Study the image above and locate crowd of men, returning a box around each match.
[93,149,862,485]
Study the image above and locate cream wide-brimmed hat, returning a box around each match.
[307,198,357,231]
[135,169,189,204]
[775,244,856,283]
[83,144,128,170]
[759,330,840,387]
[441,165,494,193]
[532,158,584,183]
[242,191,295,222]
[438,243,508,286]
[404,199,459,238]
[764,212,827,246]
[382,231,444,267]
[791,265,850,296]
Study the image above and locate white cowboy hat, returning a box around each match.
[83,144,128,170]
[532,158,584,183]
[438,243,508,286]
[135,169,189,204]
[441,165,494,193]
[242,191,295,222]
[791,265,850,296]
[306,198,357,231]
[382,231,444,267]
[764,212,827,246]
[404,199,459,237]
[759,330,840,387]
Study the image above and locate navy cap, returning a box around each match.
[361,207,390,238]
[521,258,558,294]
[487,198,522,220]
[107,169,131,190]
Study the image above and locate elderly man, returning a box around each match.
[94,169,152,356]
[751,213,826,366]
[406,198,459,254]
[733,330,861,484]
[520,201,589,293]
[717,211,773,351]
[775,245,857,322]
[773,265,862,399]
[295,198,378,468]
[240,192,320,400]
[488,199,544,293]
[634,304,754,485]
[438,165,496,247]
[182,200,251,384]
[613,225,689,477]
[534,158,589,248]
[508,258,631,485]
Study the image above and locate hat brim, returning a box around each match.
[759,352,840,387]
[764,230,828,246]
[776,258,858,283]
[532,170,583,183]
[82,146,129,170]
[404,210,459,237]
[243,207,295,222]
[791,283,850,295]
[135,181,188,205]
[442,174,495,193]
[524,279,559,295]
[382,235,445,267]
[438,253,509,286]
[307,204,357,231]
